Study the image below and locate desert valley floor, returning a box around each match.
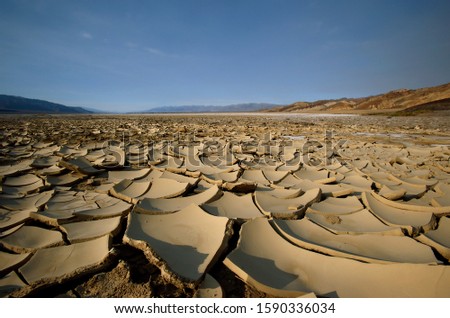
[1,113,450,298]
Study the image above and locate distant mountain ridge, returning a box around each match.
[3,82,449,115]
[141,103,279,113]
[0,95,92,114]
[267,82,450,113]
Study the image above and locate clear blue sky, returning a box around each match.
[1,0,449,112]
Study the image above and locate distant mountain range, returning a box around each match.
[0,95,278,114]
[0,95,92,114]
[2,82,449,115]
[267,82,450,113]
[140,103,279,113]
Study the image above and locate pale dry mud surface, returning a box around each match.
[0,113,449,298]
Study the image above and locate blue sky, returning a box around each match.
[0,0,449,112]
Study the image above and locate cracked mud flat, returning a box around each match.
[0,113,450,298]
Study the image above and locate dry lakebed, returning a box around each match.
[1,112,449,298]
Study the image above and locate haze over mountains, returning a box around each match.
[140,103,278,113]
[1,82,449,114]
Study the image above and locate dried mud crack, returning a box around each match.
[1,113,450,298]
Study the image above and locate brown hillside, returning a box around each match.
[268,82,450,113]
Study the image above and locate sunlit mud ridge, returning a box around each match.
[0,114,449,297]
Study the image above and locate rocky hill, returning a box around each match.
[268,82,450,113]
